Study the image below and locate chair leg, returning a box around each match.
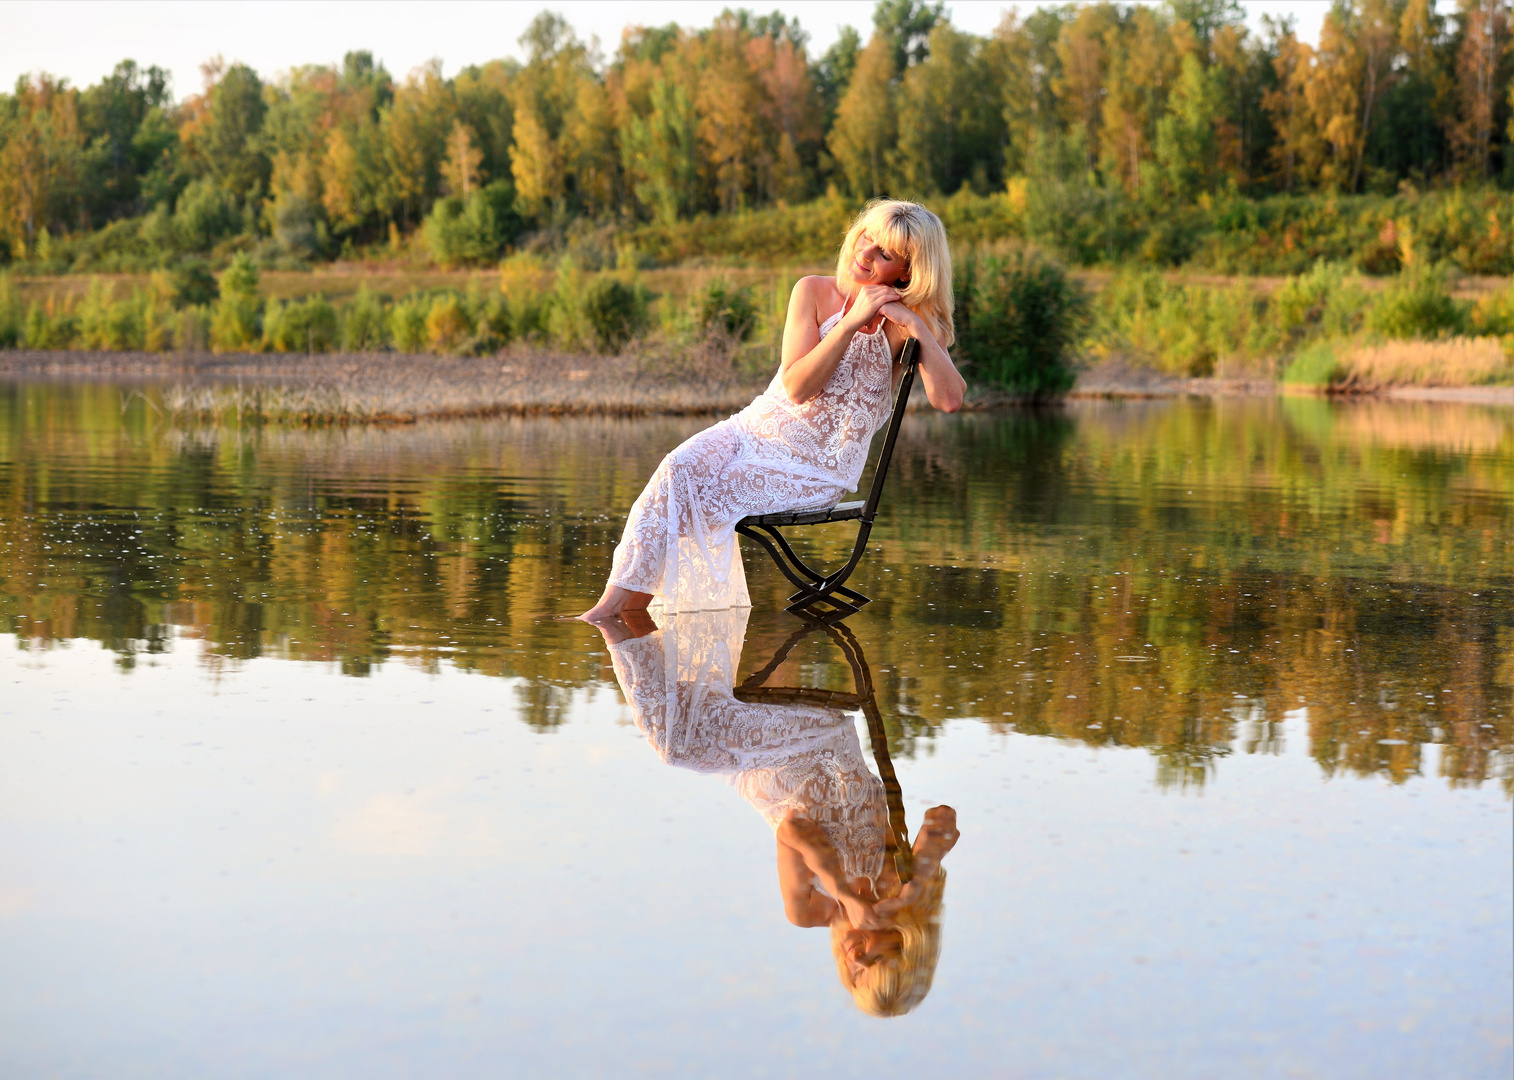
[738,519,876,616]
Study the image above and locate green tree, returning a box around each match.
[828,33,898,198]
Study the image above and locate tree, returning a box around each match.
[874,0,946,70]
[1450,0,1511,179]
[814,26,862,132]
[1155,53,1226,199]
[894,24,1004,195]
[622,75,699,222]
[0,74,83,255]
[440,120,484,198]
[77,59,172,224]
[828,32,898,198]
[186,61,269,198]
[1263,17,1325,189]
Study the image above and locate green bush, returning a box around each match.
[389,295,430,352]
[692,279,756,341]
[424,181,522,268]
[957,249,1087,395]
[583,277,649,352]
[263,295,339,352]
[22,302,79,348]
[174,178,241,253]
[78,279,145,349]
[425,294,473,352]
[499,253,548,340]
[546,258,591,350]
[1366,265,1468,339]
[1281,340,1343,386]
[341,285,388,350]
[1470,280,1514,336]
[209,253,264,352]
[0,274,27,347]
[170,260,219,308]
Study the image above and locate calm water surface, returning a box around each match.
[1,384,1510,1078]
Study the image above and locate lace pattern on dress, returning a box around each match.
[607,309,897,613]
[608,608,887,888]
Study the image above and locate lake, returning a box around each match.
[1,382,1510,1079]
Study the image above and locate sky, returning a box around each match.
[1,0,1335,100]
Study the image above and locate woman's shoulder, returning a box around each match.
[792,275,844,316]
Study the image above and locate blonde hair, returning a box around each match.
[829,868,947,1017]
[834,199,955,347]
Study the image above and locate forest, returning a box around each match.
[2,0,1513,276]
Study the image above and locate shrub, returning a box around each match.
[78,279,145,349]
[583,277,649,352]
[1365,265,1468,339]
[957,249,1087,394]
[425,294,473,352]
[210,253,264,352]
[341,285,388,350]
[173,178,241,253]
[546,258,591,350]
[1470,280,1514,336]
[389,295,430,352]
[170,260,219,308]
[263,295,339,353]
[1281,341,1343,386]
[176,306,212,352]
[692,279,757,341]
[22,301,79,348]
[425,181,522,268]
[0,274,24,347]
[499,253,548,340]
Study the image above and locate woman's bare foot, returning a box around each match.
[587,609,659,645]
[579,585,653,623]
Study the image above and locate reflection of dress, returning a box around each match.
[608,309,897,613]
[608,608,887,887]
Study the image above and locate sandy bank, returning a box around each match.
[2,351,1510,418]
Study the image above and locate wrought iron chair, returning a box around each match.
[733,616,913,884]
[736,337,920,618]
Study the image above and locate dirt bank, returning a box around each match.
[2,350,1509,420]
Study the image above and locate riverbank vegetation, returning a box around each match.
[2,0,1512,277]
[4,252,1510,399]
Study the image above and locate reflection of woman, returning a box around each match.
[597,609,959,1016]
[580,200,964,621]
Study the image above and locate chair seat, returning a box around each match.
[738,500,866,528]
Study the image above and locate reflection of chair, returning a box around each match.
[734,617,913,884]
[736,338,920,618]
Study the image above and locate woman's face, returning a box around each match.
[840,926,904,981]
[850,229,909,288]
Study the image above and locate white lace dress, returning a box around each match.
[608,608,887,889]
[608,309,898,613]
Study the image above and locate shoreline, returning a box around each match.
[1,350,1510,418]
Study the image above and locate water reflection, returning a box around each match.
[0,382,1509,790]
[596,609,958,1016]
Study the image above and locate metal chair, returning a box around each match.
[733,616,913,884]
[736,338,920,618]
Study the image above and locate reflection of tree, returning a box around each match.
[1,383,1509,790]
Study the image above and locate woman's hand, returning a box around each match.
[841,284,902,333]
[839,891,888,931]
[879,300,926,338]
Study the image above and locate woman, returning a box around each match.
[601,607,960,1016]
[580,199,965,621]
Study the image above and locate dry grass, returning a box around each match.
[1334,336,1514,390]
[3,346,768,424]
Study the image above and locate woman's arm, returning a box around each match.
[779,277,902,404]
[882,303,965,413]
[776,812,885,929]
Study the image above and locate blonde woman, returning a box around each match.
[581,199,964,621]
[598,608,960,1016]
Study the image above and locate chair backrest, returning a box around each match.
[859,337,921,524]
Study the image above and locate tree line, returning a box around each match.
[1,0,1511,268]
